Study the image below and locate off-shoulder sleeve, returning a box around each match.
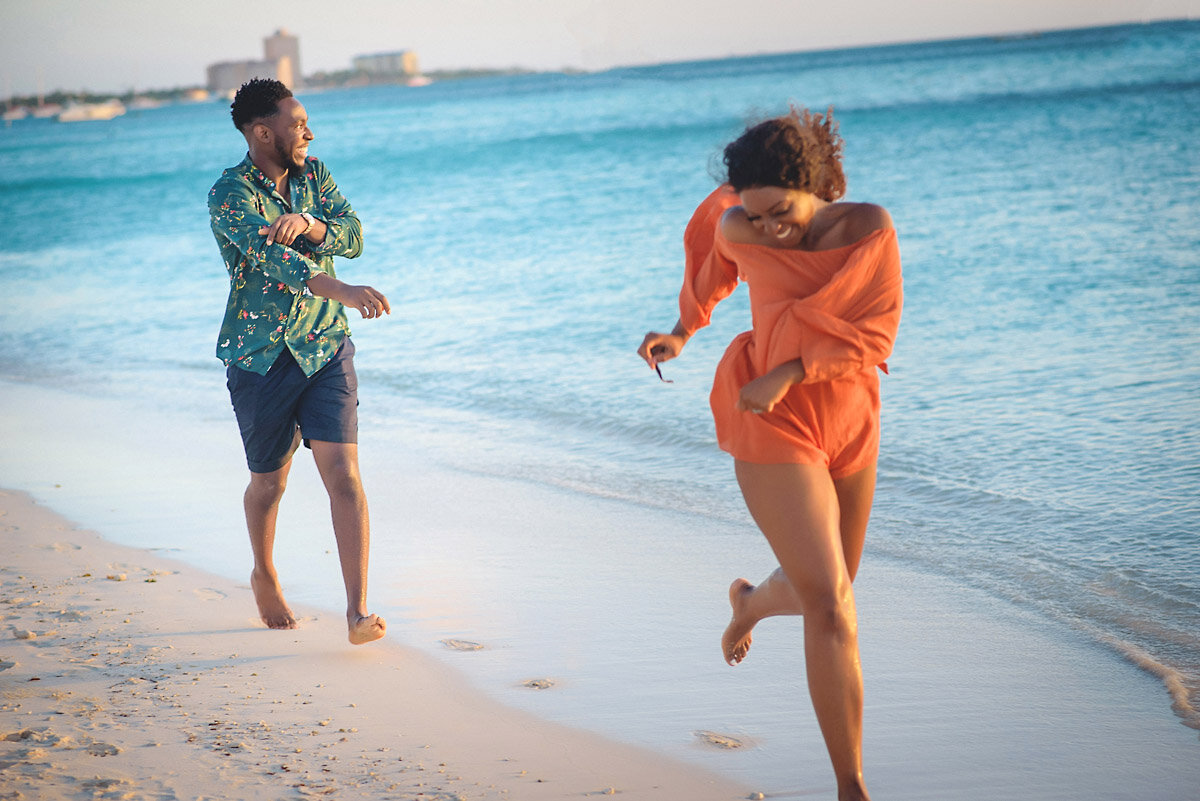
[677,185,742,337]
[762,228,903,383]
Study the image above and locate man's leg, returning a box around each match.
[309,440,386,645]
[245,459,297,629]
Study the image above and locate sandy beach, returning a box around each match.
[3,376,1199,800]
[5,21,1200,797]
[0,487,753,801]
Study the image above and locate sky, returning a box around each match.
[2,0,1198,97]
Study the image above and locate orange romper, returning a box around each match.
[677,186,903,476]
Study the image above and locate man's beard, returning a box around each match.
[274,139,301,174]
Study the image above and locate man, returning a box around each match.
[209,78,388,645]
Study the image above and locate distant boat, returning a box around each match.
[28,70,65,119]
[1,76,25,122]
[31,103,63,118]
[127,96,163,111]
[57,100,126,122]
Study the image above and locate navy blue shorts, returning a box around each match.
[226,338,359,473]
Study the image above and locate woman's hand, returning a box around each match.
[736,359,806,414]
[638,330,687,369]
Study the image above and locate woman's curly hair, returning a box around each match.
[722,105,846,201]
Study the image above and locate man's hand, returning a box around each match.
[259,213,322,247]
[307,273,391,319]
[339,284,391,319]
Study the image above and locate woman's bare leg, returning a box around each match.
[734,459,871,801]
[723,463,876,665]
[722,569,802,664]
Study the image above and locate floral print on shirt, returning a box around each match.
[209,154,363,377]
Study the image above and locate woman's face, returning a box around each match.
[738,186,819,247]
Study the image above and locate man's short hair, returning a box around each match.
[230,78,294,131]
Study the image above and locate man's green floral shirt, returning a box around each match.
[209,154,362,376]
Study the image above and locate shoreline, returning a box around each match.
[3,376,1200,799]
[0,487,751,800]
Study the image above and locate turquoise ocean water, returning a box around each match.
[3,20,1199,791]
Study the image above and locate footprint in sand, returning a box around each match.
[440,638,484,651]
[12,628,57,642]
[3,728,70,747]
[85,741,121,757]
[521,678,555,690]
[693,730,749,749]
[46,542,81,552]
[81,777,130,792]
[194,588,227,601]
[0,659,15,671]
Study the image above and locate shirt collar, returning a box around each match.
[237,153,289,196]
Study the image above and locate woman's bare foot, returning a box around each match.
[348,613,386,645]
[838,775,871,801]
[722,578,757,665]
[251,568,297,629]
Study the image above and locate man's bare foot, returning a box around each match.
[251,569,297,629]
[348,613,386,645]
[722,578,757,665]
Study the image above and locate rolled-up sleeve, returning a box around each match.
[209,179,323,292]
[310,161,363,259]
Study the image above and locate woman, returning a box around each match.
[638,107,901,801]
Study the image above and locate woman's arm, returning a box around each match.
[761,225,903,383]
[637,320,690,368]
[736,358,806,413]
[639,185,742,372]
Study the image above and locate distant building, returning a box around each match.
[206,60,280,97]
[353,50,420,77]
[206,28,303,97]
[263,29,301,88]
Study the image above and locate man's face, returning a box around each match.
[261,97,313,171]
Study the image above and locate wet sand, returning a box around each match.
[0,488,750,801]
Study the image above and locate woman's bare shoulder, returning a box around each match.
[838,203,893,241]
[719,205,761,244]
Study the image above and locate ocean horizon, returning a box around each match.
[3,19,1198,794]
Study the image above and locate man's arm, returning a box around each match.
[259,211,328,248]
[305,273,390,319]
[308,160,363,259]
[209,179,324,292]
